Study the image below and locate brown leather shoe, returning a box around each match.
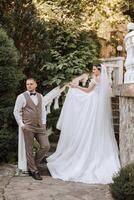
[29,170,43,180]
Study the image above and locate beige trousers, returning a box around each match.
[23,128,50,172]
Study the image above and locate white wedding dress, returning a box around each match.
[47,66,120,184]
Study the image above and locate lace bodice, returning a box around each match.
[90,78,100,93]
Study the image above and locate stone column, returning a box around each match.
[124,29,134,83]
[114,84,134,166]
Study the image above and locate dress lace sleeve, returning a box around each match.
[90,78,98,85]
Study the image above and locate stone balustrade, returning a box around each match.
[101,57,124,90]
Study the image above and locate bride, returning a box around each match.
[47,64,120,184]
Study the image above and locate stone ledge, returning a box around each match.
[113,84,134,97]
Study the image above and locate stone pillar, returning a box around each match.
[114,84,134,166]
[124,29,134,83]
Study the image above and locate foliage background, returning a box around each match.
[0,0,132,162]
[0,28,24,162]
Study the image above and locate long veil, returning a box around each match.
[95,64,119,164]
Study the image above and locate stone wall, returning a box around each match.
[114,83,134,166]
[119,97,134,166]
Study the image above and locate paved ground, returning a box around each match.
[0,164,114,200]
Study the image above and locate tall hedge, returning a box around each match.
[0,28,24,162]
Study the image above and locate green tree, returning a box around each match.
[120,0,134,21]
[0,28,24,162]
[42,22,100,87]
[0,0,50,91]
[0,0,100,90]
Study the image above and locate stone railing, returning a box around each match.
[101,57,124,92]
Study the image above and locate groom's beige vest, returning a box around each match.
[22,92,45,134]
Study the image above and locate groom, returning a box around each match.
[14,78,50,180]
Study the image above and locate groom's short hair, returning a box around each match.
[26,78,37,83]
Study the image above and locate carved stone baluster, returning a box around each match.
[106,65,114,86]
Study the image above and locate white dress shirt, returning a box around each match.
[13,91,46,127]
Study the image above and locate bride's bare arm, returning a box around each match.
[70,82,95,93]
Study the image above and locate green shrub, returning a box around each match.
[109,163,134,200]
[0,129,17,163]
[0,28,24,163]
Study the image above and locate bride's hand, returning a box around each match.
[69,82,78,88]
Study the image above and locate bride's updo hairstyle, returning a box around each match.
[93,63,102,71]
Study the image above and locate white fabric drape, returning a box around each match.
[18,127,27,171]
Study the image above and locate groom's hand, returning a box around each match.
[20,122,25,129]
[42,124,46,131]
